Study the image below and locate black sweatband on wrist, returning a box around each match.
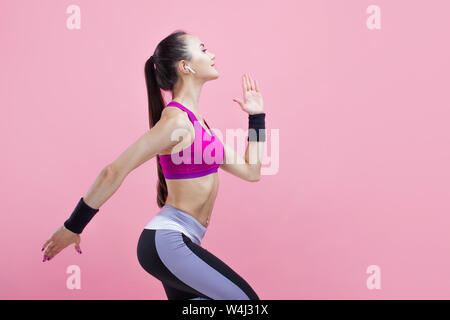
[63,197,99,234]
[248,113,266,142]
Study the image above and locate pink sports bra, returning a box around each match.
[158,101,225,179]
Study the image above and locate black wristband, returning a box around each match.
[248,113,266,142]
[63,197,99,234]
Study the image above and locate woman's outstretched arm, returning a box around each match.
[41,110,191,262]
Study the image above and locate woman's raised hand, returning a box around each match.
[232,74,265,115]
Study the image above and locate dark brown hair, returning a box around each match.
[144,30,192,207]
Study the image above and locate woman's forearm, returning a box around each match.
[81,165,124,210]
[245,140,264,181]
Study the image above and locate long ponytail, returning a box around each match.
[144,30,191,207]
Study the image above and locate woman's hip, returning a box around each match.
[143,204,207,245]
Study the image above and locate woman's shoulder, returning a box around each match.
[161,106,186,121]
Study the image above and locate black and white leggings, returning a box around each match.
[136,205,260,300]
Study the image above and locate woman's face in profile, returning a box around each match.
[182,34,219,81]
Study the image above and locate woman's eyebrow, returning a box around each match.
[199,43,204,47]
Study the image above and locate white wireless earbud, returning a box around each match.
[185,65,196,74]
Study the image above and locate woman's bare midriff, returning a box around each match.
[162,171,219,228]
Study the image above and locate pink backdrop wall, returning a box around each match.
[2,0,450,299]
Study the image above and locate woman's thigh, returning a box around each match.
[137,228,259,300]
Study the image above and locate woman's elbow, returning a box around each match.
[246,168,261,182]
[105,163,122,179]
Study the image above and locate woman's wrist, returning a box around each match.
[63,197,100,234]
[248,113,266,142]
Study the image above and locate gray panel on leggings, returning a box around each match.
[155,229,250,300]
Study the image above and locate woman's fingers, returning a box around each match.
[42,239,52,251]
[254,78,259,92]
[242,74,247,97]
[45,249,57,261]
[243,74,257,92]
[248,74,255,91]
[44,242,56,260]
[74,242,82,254]
[43,240,54,254]
[46,246,61,261]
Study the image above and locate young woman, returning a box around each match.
[41,30,266,300]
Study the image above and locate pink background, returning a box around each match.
[2,0,450,299]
